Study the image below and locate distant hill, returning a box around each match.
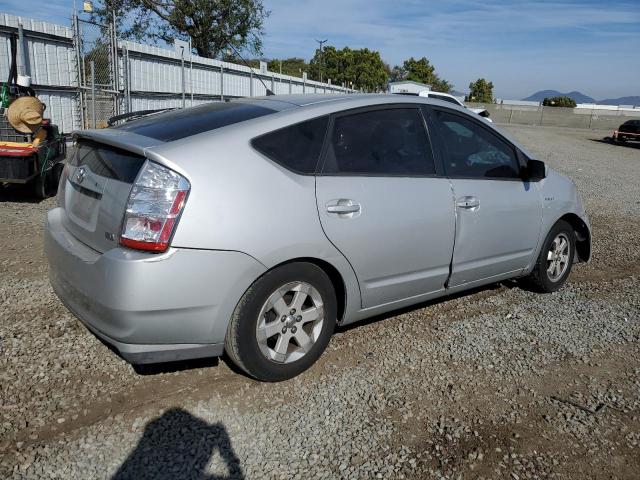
[522,90,595,103]
[522,90,640,106]
[597,96,640,106]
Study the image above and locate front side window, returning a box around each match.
[432,110,520,179]
[322,108,436,175]
[252,116,329,174]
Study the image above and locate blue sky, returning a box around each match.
[2,0,638,99]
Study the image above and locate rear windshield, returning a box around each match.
[115,102,276,141]
[68,139,145,183]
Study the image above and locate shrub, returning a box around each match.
[542,96,577,108]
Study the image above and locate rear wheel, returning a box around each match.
[225,262,336,381]
[48,163,64,195]
[525,220,575,292]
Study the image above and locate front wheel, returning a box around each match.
[224,262,337,381]
[525,220,575,292]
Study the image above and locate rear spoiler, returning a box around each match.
[72,129,165,156]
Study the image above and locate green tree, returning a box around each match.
[91,0,269,58]
[466,78,494,103]
[542,96,577,108]
[308,46,388,91]
[267,58,309,78]
[391,57,452,93]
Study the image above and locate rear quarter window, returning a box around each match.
[116,102,276,141]
[251,116,329,174]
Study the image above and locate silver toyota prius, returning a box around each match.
[45,94,591,381]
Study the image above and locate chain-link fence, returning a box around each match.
[467,103,640,131]
[74,16,118,129]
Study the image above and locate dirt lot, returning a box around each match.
[1,126,639,479]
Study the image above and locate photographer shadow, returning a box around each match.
[113,408,244,480]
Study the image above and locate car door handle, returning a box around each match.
[456,196,480,209]
[326,201,361,214]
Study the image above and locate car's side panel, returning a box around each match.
[447,178,543,286]
[147,128,363,324]
[316,175,455,308]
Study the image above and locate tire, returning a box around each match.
[525,220,575,293]
[225,262,337,381]
[32,173,47,200]
[48,163,64,195]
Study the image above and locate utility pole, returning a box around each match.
[315,39,327,83]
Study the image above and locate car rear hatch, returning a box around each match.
[59,131,160,253]
[58,100,285,253]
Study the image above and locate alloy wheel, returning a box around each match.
[546,233,571,282]
[255,281,325,364]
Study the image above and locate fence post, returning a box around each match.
[189,39,193,106]
[17,23,30,76]
[289,77,292,94]
[588,108,594,129]
[220,65,224,101]
[90,61,96,128]
[508,107,514,124]
[250,71,254,97]
[122,46,132,113]
[180,47,186,108]
[123,45,129,113]
[539,106,544,126]
[271,75,275,94]
[72,13,86,130]
[111,16,119,116]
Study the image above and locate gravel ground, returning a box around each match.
[1,126,639,479]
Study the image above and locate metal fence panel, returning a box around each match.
[9,12,640,135]
[34,89,81,133]
[0,17,75,86]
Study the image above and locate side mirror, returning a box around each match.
[525,159,546,181]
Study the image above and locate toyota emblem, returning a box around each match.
[75,166,86,184]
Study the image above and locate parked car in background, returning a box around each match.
[45,94,591,381]
[416,90,493,122]
[612,119,640,143]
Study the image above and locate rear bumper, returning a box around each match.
[613,130,640,141]
[45,207,266,364]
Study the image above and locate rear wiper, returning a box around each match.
[107,108,175,127]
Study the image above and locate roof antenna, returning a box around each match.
[225,44,275,96]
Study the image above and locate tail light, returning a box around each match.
[120,161,190,252]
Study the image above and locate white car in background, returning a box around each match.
[418,90,493,122]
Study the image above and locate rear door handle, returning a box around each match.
[456,196,479,209]
[326,200,361,214]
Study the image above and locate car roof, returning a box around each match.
[241,93,462,109]
[243,93,381,107]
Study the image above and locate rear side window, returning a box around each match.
[323,108,436,176]
[431,110,520,179]
[252,116,329,174]
[69,139,145,183]
[116,102,276,141]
